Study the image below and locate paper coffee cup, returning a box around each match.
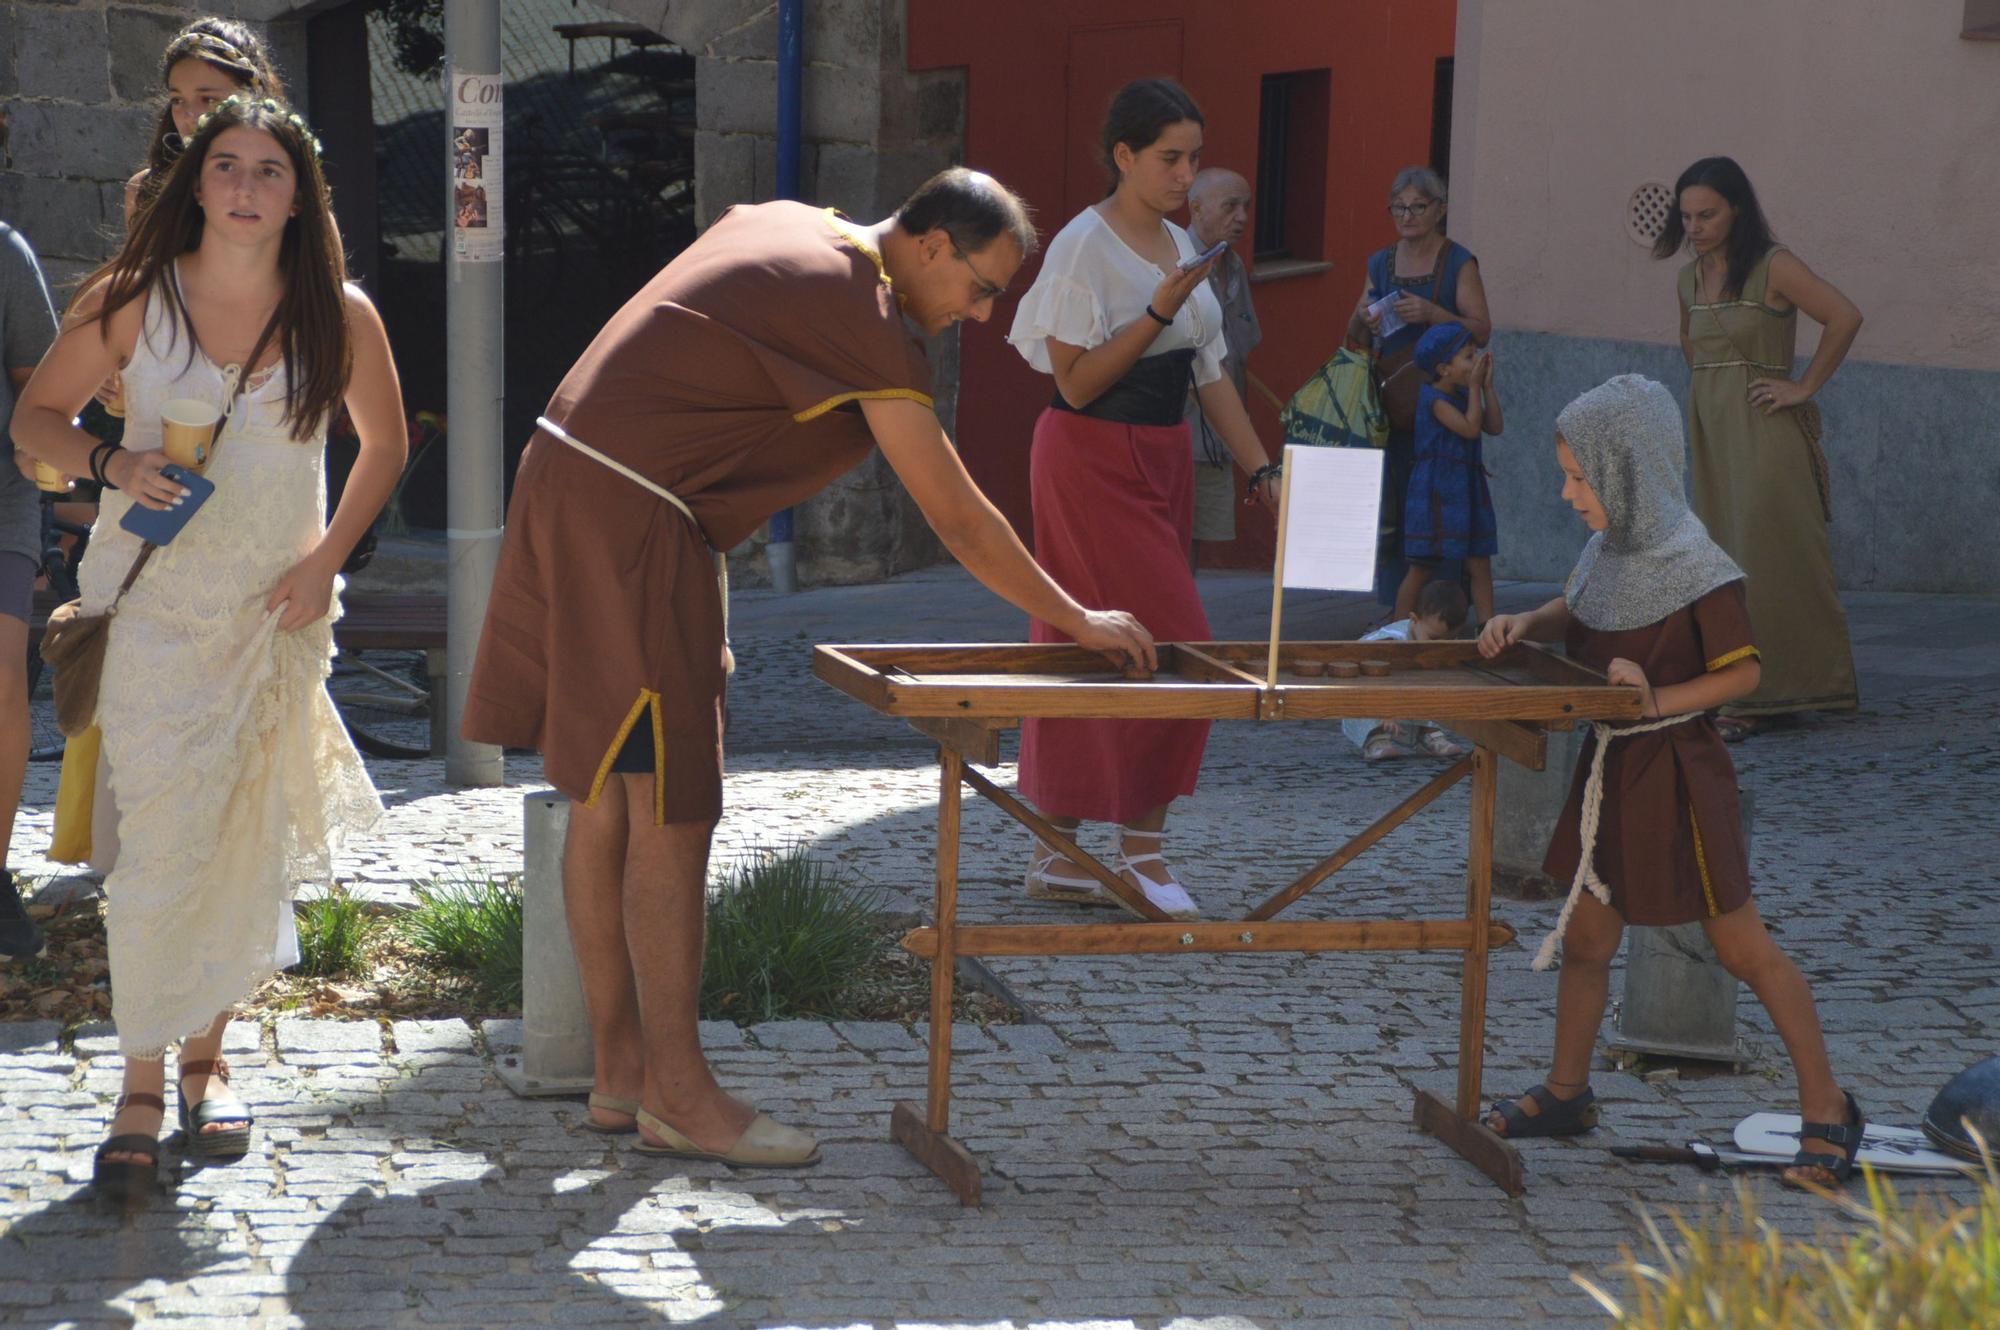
[160,397,221,472]
[32,461,68,493]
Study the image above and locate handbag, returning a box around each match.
[48,724,100,864]
[1371,243,1451,434]
[38,320,273,737]
[1281,346,1389,449]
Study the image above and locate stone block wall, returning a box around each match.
[606,0,970,588]
[0,2,305,296]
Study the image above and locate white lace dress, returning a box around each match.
[79,276,381,1058]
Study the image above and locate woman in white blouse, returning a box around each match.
[1007,77,1278,920]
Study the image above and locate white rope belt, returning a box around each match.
[1531,711,1699,971]
[537,415,734,674]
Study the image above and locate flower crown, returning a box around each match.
[194,95,323,160]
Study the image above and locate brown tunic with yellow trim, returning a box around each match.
[461,200,932,822]
[1543,581,1759,926]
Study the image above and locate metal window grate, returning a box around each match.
[1627,181,1674,246]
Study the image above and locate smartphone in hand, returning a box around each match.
[119,463,215,546]
[1178,237,1229,272]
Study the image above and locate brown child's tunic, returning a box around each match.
[1542,581,1760,926]
[461,201,933,823]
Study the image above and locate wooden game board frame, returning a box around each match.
[813,641,1642,1205]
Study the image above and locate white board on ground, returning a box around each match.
[1277,444,1384,592]
[1733,1112,1971,1176]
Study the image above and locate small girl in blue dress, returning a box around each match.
[1394,321,1504,625]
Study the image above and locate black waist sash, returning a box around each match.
[1049,347,1195,427]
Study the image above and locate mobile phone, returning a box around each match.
[1178,237,1229,271]
[118,463,215,546]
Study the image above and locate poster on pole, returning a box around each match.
[449,70,503,263]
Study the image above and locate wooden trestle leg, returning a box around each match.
[1414,744,1524,1194]
[890,745,983,1206]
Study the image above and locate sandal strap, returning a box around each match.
[1120,851,1166,866]
[114,1092,166,1113]
[179,1057,231,1083]
[1797,1090,1866,1152]
[96,1133,161,1161]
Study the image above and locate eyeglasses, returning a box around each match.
[953,247,1005,302]
[1387,200,1438,218]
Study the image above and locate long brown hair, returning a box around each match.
[137,18,284,213]
[83,97,350,442]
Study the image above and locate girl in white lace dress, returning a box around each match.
[13,97,406,1206]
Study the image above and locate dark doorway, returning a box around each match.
[1429,57,1454,182]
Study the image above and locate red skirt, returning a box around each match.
[1018,408,1212,823]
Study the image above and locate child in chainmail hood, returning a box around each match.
[1474,373,1863,1191]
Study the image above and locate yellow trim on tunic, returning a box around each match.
[1688,805,1720,917]
[1706,645,1761,673]
[586,688,665,819]
[792,387,935,424]
[821,208,890,285]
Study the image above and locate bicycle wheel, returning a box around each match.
[329,648,433,760]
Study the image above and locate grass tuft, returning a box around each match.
[700,846,884,1023]
[1579,1136,1999,1328]
[294,885,381,978]
[396,871,524,1007]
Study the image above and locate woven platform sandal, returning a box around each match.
[1783,1090,1866,1190]
[581,1093,640,1134]
[633,1108,822,1169]
[93,1092,164,1208]
[1114,827,1200,922]
[177,1058,252,1158]
[1486,1083,1599,1138]
[1025,839,1117,907]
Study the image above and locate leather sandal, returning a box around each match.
[633,1108,822,1169]
[1115,827,1200,922]
[581,1092,640,1134]
[1025,839,1116,907]
[93,1091,165,1208]
[1783,1090,1866,1190]
[1487,1083,1599,1138]
[177,1058,252,1158]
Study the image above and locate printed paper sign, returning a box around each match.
[449,70,503,263]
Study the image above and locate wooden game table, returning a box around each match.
[813,640,1642,1203]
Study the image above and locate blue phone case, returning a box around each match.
[118,464,215,546]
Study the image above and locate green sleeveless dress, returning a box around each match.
[1680,248,1858,716]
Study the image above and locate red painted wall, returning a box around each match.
[908,0,1457,568]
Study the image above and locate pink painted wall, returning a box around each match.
[1448,0,2000,372]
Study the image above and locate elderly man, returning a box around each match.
[464,169,1154,1169]
[1183,168,1263,564]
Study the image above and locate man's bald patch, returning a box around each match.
[1190,168,1250,207]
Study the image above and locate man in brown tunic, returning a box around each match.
[464,170,1154,1166]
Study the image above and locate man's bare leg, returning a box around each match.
[563,777,647,1129]
[616,774,755,1152]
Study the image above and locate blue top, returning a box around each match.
[1414,382,1476,464]
[1368,241,1476,358]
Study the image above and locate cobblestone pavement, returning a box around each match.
[2,570,1994,1328]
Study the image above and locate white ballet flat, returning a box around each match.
[1114,828,1200,922]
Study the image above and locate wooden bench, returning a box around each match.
[335,594,448,757]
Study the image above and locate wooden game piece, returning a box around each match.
[1294,660,1326,678]
[1359,659,1393,677]
[1121,662,1155,681]
[1327,660,1361,679]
